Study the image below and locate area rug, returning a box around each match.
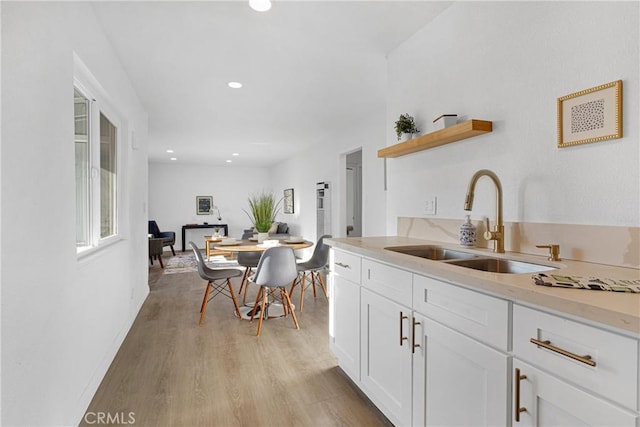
[163,253,240,275]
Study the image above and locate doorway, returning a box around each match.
[346,150,362,237]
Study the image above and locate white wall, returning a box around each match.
[385,1,639,232]
[1,3,149,426]
[270,106,388,243]
[149,105,390,251]
[148,162,276,249]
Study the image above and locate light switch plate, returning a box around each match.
[424,196,437,215]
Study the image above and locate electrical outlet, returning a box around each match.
[424,196,437,215]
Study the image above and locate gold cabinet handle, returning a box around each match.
[412,317,421,354]
[530,338,596,367]
[399,312,409,346]
[514,368,527,422]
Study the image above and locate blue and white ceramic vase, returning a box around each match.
[459,215,476,247]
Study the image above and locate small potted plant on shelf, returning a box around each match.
[394,113,420,141]
[244,191,281,243]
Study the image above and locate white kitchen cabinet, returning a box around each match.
[513,359,638,426]
[361,288,413,426]
[327,245,640,426]
[329,274,360,381]
[412,313,509,426]
[513,304,638,411]
[413,274,509,352]
[512,304,639,426]
[362,257,413,307]
[329,249,362,382]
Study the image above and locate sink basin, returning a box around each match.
[445,257,555,274]
[385,245,478,261]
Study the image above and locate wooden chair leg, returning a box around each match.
[243,276,251,305]
[283,289,299,330]
[289,276,298,296]
[256,287,268,336]
[279,288,288,317]
[226,279,242,318]
[170,245,176,256]
[317,271,329,300]
[250,287,263,321]
[311,272,318,297]
[299,273,306,312]
[199,283,212,325]
[238,267,249,295]
[157,254,164,268]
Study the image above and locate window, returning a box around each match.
[100,113,117,239]
[74,89,90,247]
[74,72,121,253]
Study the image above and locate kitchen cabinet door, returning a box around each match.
[513,359,638,426]
[412,314,509,427]
[361,288,412,426]
[329,274,360,381]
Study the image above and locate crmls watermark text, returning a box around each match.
[83,411,136,425]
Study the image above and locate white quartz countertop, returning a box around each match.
[326,236,640,336]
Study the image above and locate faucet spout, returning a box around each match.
[463,169,504,253]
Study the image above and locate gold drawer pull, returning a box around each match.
[400,312,409,346]
[514,368,527,422]
[412,317,421,354]
[530,338,596,367]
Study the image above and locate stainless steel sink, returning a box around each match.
[385,245,478,261]
[445,257,555,274]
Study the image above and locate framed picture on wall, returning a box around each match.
[196,196,213,215]
[557,80,623,148]
[283,188,294,214]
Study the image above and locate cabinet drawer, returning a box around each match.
[331,249,361,284]
[513,304,638,411]
[514,359,638,426]
[413,274,509,351]
[361,258,412,307]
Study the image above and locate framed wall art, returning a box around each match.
[283,188,294,214]
[557,80,622,148]
[196,196,213,215]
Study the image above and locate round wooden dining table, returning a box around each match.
[213,239,313,253]
[213,239,314,320]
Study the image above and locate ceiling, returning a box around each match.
[93,1,451,167]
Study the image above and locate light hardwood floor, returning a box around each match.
[80,255,391,427]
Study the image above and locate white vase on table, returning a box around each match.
[257,232,268,243]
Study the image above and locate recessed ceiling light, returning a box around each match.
[170,157,177,161]
[226,160,232,163]
[232,153,239,156]
[166,149,174,153]
[249,0,271,12]
[227,82,243,89]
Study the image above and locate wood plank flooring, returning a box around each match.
[80,257,391,426]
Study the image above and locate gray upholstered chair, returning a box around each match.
[249,246,299,336]
[189,241,243,325]
[289,235,331,312]
[149,238,165,268]
[149,220,176,256]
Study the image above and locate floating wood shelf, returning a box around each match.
[377,119,493,158]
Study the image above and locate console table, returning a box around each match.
[181,223,229,252]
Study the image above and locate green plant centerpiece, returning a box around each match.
[244,191,282,233]
[394,113,420,140]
